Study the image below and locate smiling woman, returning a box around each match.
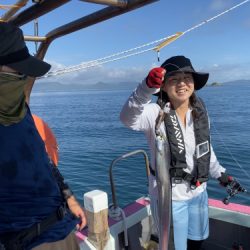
[119,55,241,250]
[162,72,195,111]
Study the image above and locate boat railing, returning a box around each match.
[109,149,150,210]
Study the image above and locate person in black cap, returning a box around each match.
[120,56,236,250]
[0,22,86,249]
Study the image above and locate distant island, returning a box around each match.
[32,81,139,92]
[207,79,250,87]
[208,82,222,87]
[32,79,250,92]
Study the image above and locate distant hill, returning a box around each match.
[222,79,250,85]
[91,81,138,90]
[33,79,250,92]
[207,79,250,87]
[207,82,222,87]
[32,81,139,92]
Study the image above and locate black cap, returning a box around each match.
[0,22,51,77]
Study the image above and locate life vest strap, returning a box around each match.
[170,168,208,188]
[0,205,67,250]
[170,168,193,182]
[149,165,208,189]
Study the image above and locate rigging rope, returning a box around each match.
[35,0,248,78]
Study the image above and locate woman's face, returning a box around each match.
[162,72,194,107]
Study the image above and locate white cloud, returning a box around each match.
[40,59,250,86]
[209,0,232,11]
[40,61,147,85]
[46,60,64,70]
[207,62,250,83]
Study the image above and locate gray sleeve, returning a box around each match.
[120,79,160,131]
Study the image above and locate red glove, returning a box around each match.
[146,67,166,88]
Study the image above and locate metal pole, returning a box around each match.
[0,0,29,21]
[80,0,128,8]
[109,149,150,209]
[10,0,70,26]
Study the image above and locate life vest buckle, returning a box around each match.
[190,180,201,190]
[172,177,183,184]
[196,180,201,187]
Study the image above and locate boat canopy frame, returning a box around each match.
[1,0,158,101]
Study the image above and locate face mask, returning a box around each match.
[0,73,28,126]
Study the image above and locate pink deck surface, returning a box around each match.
[208,198,250,214]
[76,230,87,241]
[108,197,150,226]
[76,198,250,243]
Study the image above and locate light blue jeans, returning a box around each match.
[150,191,209,250]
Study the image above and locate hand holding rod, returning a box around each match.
[222,179,247,205]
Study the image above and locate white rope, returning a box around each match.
[182,0,250,35]
[40,0,250,79]
[43,46,156,78]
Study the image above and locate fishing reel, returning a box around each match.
[223,179,247,205]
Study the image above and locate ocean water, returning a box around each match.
[30,83,250,207]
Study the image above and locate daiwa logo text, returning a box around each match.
[170,115,185,154]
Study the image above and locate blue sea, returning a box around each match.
[30,83,250,207]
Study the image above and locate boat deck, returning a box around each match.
[76,197,250,250]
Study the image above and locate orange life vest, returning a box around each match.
[32,114,59,166]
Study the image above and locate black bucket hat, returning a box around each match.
[0,22,51,77]
[161,55,209,90]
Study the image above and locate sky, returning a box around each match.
[2,0,250,85]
